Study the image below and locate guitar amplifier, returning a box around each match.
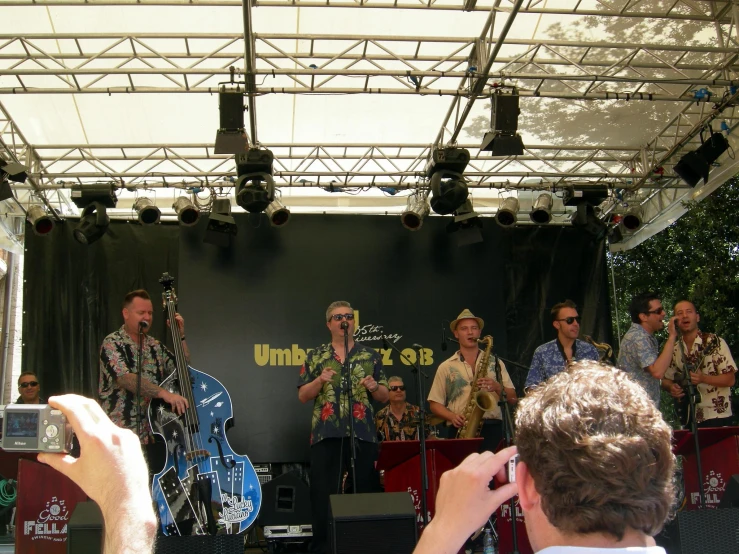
[154,534,244,553]
[657,508,739,554]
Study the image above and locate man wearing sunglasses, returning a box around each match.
[617,292,678,407]
[16,372,44,404]
[375,377,421,441]
[297,300,389,554]
[525,300,599,391]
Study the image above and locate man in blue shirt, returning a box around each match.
[525,300,600,391]
[617,292,678,407]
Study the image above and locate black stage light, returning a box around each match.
[214,88,249,155]
[480,92,524,156]
[495,197,519,227]
[27,205,55,236]
[133,197,161,225]
[571,203,607,238]
[621,206,643,231]
[204,198,237,247]
[425,147,471,215]
[446,199,483,246]
[70,184,118,210]
[674,132,728,187]
[172,196,200,226]
[235,149,275,213]
[0,160,28,201]
[74,202,109,245]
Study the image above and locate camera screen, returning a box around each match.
[6,411,39,438]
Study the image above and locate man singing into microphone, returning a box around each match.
[297,300,389,554]
[98,289,190,445]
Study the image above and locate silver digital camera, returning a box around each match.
[1,404,73,453]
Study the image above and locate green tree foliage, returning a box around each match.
[610,178,739,423]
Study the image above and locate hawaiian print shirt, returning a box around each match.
[617,323,660,407]
[428,350,514,421]
[98,326,176,443]
[525,339,600,390]
[375,403,421,441]
[297,343,388,446]
[665,332,737,423]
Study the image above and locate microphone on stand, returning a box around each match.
[340,321,349,330]
[139,320,149,330]
[441,323,448,351]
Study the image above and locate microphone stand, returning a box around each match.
[380,330,431,528]
[136,321,146,441]
[678,334,706,509]
[493,350,519,554]
[342,321,358,494]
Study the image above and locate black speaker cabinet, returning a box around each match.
[329,492,417,554]
[657,508,739,554]
[719,474,739,508]
[67,501,103,554]
[257,470,312,527]
[154,534,244,553]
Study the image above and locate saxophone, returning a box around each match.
[457,335,498,439]
[583,335,613,363]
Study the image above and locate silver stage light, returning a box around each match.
[530,193,553,224]
[401,194,430,231]
[27,205,54,236]
[133,197,161,225]
[621,206,643,232]
[495,197,519,227]
[265,198,290,227]
[172,196,200,227]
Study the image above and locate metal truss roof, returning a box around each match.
[1,0,738,251]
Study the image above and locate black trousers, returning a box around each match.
[697,417,735,429]
[309,437,380,554]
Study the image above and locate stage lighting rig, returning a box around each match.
[70,184,117,245]
[529,193,553,224]
[204,198,237,247]
[173,196,200,227]
[214,85,249,155]
[401,192,431,231]
[480,90,524,156]
[27,205,54,236]
[564,185,609,237]
[426,147,470,215]
[133,197,161,225]
[235,149,276,213]
[495,197,519,227]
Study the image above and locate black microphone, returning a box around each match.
[381,328,389,350]
[139,320,149,330]
[441,323,448,351]
[412,343,423,350]
[340,321,349,330]
[674,319,681,335]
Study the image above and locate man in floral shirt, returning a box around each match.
[297,300,389,554]
[662,300,737,427]
[98,289,190,444]
[375,376,421,441]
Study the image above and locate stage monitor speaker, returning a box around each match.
[154,534,244,553]
[329,492,417,554]
[720,474,739,508]
[67,501,103,554]
[256,470,312,527]
[657,508,739,554]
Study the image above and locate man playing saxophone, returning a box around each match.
[428,309,517,453]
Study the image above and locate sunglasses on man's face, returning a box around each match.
[20,381,39,388]
[557,316,581,325]
[389,385,405,392]
[647,307,665,315]
[330,313,355,321]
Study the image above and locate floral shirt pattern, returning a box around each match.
[375,403,421,441]
[98,326,176,443]
[428,350,514,421]
[297,343,387,445]
[525,339,600,390]
[617,323,660,407]
[665,332,737,423]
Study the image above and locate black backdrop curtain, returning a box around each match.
[22,220,179,399]
[23,214,611,462]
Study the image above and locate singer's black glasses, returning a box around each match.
[556,316,581,325]
[20,381,39,388]
[330,313,355,321]
[389,385,405,391]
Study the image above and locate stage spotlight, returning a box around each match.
[401,193,430,231]
[172,196,200,227]
[204,198,237,247]
[571,204,607,238]
[446,199,483,246]
[235,149,275,213]
[74,202,109,245]
[621,206,643,231]
[495,197,519,227]
[214,87,249,155]
[530,193,552,224]
[425,147,471,215]
[133,197,161,225]
[674,132,729,187]
[265,198,290,227]
[70,184,117,210]
[0,159,28,201]
[27,205,54,236]
[480,91,524,156]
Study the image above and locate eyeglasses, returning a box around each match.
[20,381,39,388]
[556,316,581,325]
[330,313,355,321]
[389,385,405,391]
[646,307,665,315]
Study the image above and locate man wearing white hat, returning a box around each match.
[428,309,517,452]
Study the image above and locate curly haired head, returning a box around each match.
[515,360,675,540]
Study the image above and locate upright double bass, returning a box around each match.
[149,273,261,536]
